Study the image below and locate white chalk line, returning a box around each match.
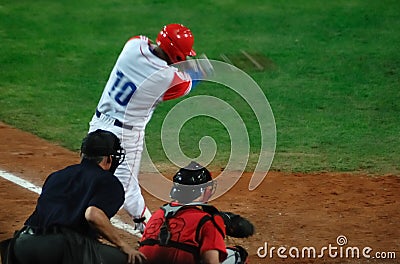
[0,169,142,238]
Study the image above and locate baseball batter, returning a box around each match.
[88,24,210,232]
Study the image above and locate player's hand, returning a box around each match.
[196,53,214,77]
[180,53,214,79]
[120,243,147,264]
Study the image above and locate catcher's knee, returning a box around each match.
[223,246,249,264]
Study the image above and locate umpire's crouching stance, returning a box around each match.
[0,129,146,264]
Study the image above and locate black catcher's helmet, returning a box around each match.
[170,161,214,203]
[81,129,125,173]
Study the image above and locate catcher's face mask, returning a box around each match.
[170,161,216,203]
[200,180,217,202]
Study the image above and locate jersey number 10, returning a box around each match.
[108,70,137,106]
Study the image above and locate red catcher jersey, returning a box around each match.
[96,36,194,130]
[139,205,227,264]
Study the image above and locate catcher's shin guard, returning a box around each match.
[223,246,249,264]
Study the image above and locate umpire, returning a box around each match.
[8,129,146,264]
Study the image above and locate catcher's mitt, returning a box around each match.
[220,212,255,238]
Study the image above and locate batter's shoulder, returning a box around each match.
[127,35,150,43]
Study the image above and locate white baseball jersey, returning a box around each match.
[96,36,194,129]
[89,36,196,221]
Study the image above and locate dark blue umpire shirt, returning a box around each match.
[25,158,125,238]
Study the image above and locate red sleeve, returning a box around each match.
[128,35,140,41]
[163,72,193,101]
[198,219,228,262]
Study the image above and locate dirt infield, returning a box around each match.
[0,122,399,263]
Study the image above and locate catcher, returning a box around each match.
[138,161,254,264]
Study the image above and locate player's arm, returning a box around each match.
[163,54,213,101]
[162,71,194,101]
[86,175,146,263]
[198,219,228,263]
[201,250,220,264]
[184,54,214,89]
[85,206,146,264]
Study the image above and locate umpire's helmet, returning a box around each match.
[81,129,125,173]
[170,161,214,203]
[156,23,196,64]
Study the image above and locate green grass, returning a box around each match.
[1,0,399,174]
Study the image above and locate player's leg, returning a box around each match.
[89,116,152,232]
[222,246,249,264]
[116,129,151,232]
[88,114,116,133]
[95,242,128,264]
[13,233,65,264]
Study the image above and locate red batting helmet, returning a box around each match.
[156,23,196,64]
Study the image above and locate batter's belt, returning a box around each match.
[95,109,134,130]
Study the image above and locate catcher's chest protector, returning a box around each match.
[141,203,225,258]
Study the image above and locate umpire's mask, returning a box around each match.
[81,129,125,173]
